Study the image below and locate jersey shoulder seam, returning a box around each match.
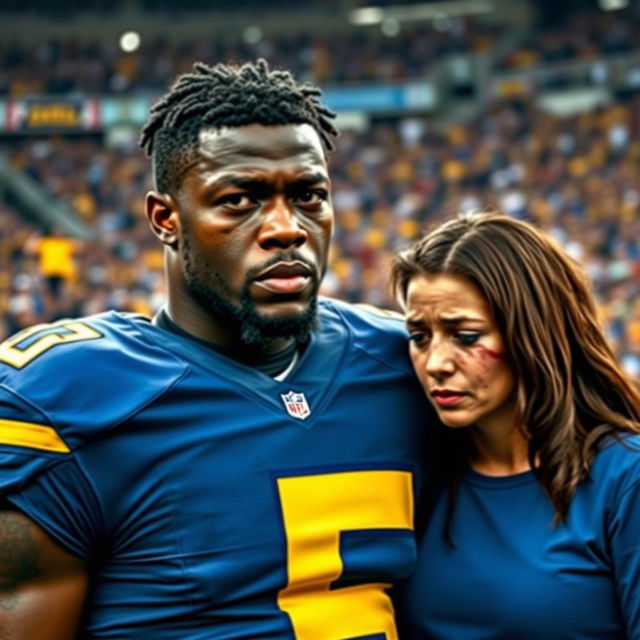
[322,299,412,375]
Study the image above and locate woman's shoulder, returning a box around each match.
[590,433,640,493]
[597,433,640,457]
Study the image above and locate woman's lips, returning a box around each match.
[431,391,468,407]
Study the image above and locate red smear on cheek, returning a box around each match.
[454,345,501,390]
[474,345,501,360]
[454,348,490,378]
[453,345,501,366]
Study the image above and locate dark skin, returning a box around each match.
[0,123,334,638]
[146,122,333,354]
[0,507,87,640]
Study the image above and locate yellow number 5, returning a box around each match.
[277,469,414,640]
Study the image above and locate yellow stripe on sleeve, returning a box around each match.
[0,419,70,453]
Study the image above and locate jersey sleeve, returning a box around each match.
[0,384,103,558]
[610,473,640,638]
[0,313,189,559]
[0,384,70,493]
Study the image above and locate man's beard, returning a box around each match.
[182,234,320,348]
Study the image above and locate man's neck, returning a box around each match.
[154,308,302,378]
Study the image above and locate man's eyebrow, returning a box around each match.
[206,175,267,191]
[290,172,330,187]
[206,172,329,191]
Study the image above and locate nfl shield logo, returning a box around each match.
[280,390,311,420]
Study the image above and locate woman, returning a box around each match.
[392,211,640,639]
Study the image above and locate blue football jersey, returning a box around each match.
[0,299,431,640]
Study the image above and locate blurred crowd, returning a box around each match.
[5,6,640,97]
[0,17,502,95]
[498,8,640,71]
[1,6,640,379]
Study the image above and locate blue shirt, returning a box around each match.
[0,299,431,640]
[399,436,640,639]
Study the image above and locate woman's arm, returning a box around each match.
[610,476,640,639]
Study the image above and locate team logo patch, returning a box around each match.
[280,390,311,420]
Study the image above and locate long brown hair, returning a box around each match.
[392,211,640,524]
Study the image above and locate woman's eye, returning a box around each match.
[456,332,481,346]
[408,331,429,347]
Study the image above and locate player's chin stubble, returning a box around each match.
[181,234,319,348]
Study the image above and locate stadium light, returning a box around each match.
[350,0,495,25]
[381,17,401,37]
[119,31,141,53]
[352,7,385,25]
[243,25,263,45]
[598,0,629,9]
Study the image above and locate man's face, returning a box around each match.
[162,123,333,348]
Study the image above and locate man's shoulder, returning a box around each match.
[0,312,188,437]
[0,311,183,374]
[319,298,406,336]
[318,298,412,372]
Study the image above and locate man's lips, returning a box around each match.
[253,261,313,295]
[430,389,468,407]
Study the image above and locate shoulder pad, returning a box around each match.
[0,312,188,443]
[320,297,406,332]
[318,298,412,371]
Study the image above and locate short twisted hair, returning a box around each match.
[139,59,338,194]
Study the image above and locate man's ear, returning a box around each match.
[145,191,180,249]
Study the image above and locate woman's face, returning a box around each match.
[404,273,516,432]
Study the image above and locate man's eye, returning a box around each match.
[293,189,327,205]
[216,193,254,208]
[456,332,481,346]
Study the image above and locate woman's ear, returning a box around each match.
[144,191,180,249]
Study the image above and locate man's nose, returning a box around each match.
[257,197,308,249]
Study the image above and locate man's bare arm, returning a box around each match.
[0,507,88,640]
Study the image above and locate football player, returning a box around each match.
[0,59,432,639]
